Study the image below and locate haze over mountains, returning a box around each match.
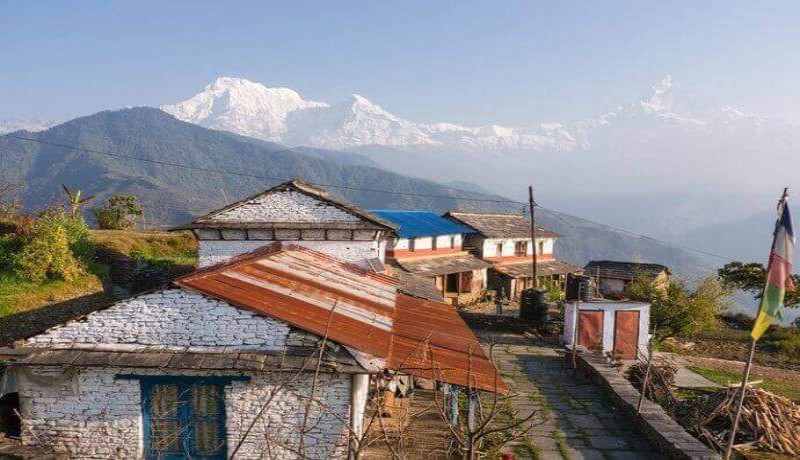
[161,75,800,265]
[0,107,710,275]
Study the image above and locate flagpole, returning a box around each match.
[724,187,789,460]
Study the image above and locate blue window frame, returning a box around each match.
[139,376,235,460]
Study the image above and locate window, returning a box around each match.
[514,241,528,257]
[450,236,457,248]
[142,377,228,459]
[495,243,503,257]
[538,240,545,255]
[431,237,437,251]
[408,238,415,252]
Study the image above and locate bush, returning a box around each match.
[91,195,143,230]
[14,221,85,282]
[625,275,731,341]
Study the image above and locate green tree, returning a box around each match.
[625,274,731,341]
[718,261,800,308]
[91,194,143,230]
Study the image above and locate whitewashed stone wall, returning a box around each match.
[481,237,555,258]
[24,289,290,351]
[17,366,352,459]
[198,240,381,267]
[206,190,361,223]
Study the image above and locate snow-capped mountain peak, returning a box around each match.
[161,76,327,141]
[160,75,772,153]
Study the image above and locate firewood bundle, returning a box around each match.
[678,387,800,456]
[628,360,679,409]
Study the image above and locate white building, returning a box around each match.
[564,301,651,360]
[370,210,492,305]
[445,212,581,298]
[6,244,504,459]
[173,180,397,268]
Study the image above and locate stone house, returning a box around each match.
[583,260,671,297]
[445,212,581,299]
[173,180,398,268]
[5,243,504,459]
[369,210,492,305]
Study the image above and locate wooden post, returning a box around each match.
[724,187,789,460]
[528,185,538,288]
[724,339,757,459]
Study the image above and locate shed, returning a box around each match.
[563,301,650,360]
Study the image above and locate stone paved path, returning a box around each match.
[477,331,665,460]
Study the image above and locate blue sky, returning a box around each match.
[3,0,800,125]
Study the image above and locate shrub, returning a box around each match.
[625,275,731,341]
[91,195,143,230]
[14,221,85,282]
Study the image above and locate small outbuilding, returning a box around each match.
[563,301,650,360]
[583,260,670,297]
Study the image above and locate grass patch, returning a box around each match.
[0,271,104,316]
[687,365,800,401]
[552,430,569,459]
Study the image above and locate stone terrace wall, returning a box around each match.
[17,366,351,459]
[573,352,720,460]
[24,289,290,350]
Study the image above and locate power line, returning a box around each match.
[1,132,737,261]
[1,134,524,205]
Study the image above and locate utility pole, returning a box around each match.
[528,185,538,289]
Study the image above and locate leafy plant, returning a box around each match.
[14,218,85,282]
[61,184,95,219]
[91,194,143,230]
[625,274,731,341]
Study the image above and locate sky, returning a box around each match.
[2,0,800,126]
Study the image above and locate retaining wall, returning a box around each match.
[572,351,720,460]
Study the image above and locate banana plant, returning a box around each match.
[62,184,96,219]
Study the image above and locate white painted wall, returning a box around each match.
[16,366,351,459]
[481,237,554,258]
[563,302,650,359]
[388,234,462,253]
[198,239,383,267]
[24,289,290,351]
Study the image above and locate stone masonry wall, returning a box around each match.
[24,289,290,350]
[207,189,361,223]
[17,366,352,459]
[198,240,380,267]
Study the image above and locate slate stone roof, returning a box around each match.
[583,260,670,282]
[173,179,397,231]
[492,259,582,279]
[393,253,492,277]
[369,210,474,238]
[445,212,560,239]
[392,270,444,302]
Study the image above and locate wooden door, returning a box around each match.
[577,310,604,351]
[613,310,640,360]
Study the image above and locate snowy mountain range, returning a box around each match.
[161,75,800,246]
[161,75,775,154]
[161,76,585,151]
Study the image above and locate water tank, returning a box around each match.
[520,288,549,321]
[566,275,591,301]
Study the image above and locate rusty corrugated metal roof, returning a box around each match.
[176,243,397,359]
[174,243,505,392]
[390,294,507,393]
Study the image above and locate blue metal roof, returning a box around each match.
[369,210,475,239]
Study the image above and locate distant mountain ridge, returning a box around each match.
[0,107,710,274]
